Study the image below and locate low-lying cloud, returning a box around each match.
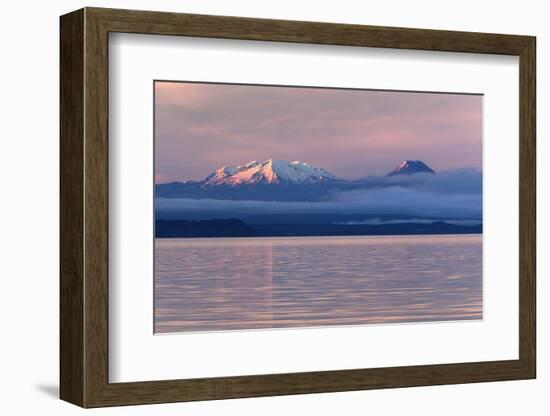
[334,218,482,226]
[156,169,482,221]
[359,169,482,194]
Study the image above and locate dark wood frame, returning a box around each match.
[60,7,536,408]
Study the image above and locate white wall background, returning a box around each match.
[0,0,545,414]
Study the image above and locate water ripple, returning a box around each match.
[154,235,482,333]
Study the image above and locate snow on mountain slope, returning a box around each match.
[386,160,435,176]
[203,159,336,186]
[155,158,445,201]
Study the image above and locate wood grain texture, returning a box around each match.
[59,7,537,408]
[59,8,84,407]
[83,10,110,406]
[518,38,536,375]
[89,7,532,54]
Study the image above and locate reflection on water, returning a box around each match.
[154,235,482,333]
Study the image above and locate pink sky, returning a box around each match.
[155,81,482,183]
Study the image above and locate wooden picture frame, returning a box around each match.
[60,7,536,408]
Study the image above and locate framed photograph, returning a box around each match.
[60,7,536,407]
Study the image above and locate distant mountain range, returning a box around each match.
[156,159,437,201]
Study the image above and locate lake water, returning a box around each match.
[154,234,482,333]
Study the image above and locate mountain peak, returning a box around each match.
[386,160,435,176]
[203,159,336,186]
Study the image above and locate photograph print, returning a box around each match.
[154,81,483,334]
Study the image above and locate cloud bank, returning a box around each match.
[156,169,482,220]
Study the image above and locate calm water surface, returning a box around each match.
[154,235,482,333]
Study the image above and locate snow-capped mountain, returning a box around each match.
[156,159,438,201]
[386,160,435,176]
[204,159,336,186]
